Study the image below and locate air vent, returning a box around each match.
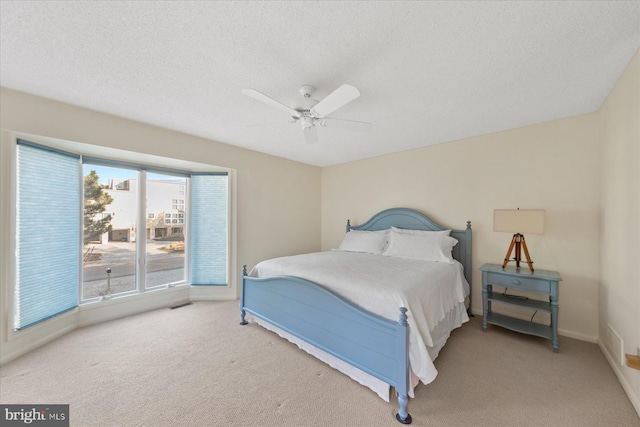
[169,302,193,310]
[606,324,624,366]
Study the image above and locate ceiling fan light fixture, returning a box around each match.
[242,83,370,143]
[299,85,315,98]
[300,117,315,129]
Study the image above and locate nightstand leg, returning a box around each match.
[482,283,491,332]
[551,294,559,352]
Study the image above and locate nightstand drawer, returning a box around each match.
[486,271,551,293]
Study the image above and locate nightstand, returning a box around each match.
[480,263,562,352]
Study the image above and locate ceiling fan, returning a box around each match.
[242,84,371,144]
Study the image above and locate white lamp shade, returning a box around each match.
[493,209,545,234]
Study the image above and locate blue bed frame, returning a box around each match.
[240,208,472,424]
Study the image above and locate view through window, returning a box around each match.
[145,172,187,289]
[82,165,138,299]
[82,166,188,300]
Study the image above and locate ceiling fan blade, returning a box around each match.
[242,88,300,118]
[303,126,319,144]
[318,118,372,132]
[310,84,360,118]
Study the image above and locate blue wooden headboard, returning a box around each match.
[347,208,473,302]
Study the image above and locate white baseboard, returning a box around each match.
[598,339,640,418]
[189,284,237,301]
[558,327,598,343]
[0,316,77,365]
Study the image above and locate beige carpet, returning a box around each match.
[1,301,638,426]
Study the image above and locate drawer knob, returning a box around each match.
[512,279,521,286]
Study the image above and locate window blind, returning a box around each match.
[16,140,81,329]
[190,173,228,285]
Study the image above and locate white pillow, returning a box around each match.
[390,226,451,236]
[383,230,457,263]
[337,230,388,254]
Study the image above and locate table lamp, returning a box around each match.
[494,209,544,272]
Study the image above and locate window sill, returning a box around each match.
[79,283,189,309]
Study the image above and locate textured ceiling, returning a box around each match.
[1,1,639,167]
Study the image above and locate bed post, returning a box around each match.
[395,307,412,424]
[240,265,248,325]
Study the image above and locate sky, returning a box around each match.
[83,165,185,185]
[84,165,136,185]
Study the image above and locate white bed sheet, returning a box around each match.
[249,250,470,398]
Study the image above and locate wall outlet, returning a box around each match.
[626,353,640,370]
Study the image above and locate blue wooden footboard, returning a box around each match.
[240,272,412,424]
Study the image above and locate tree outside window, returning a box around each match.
[83,170,114,244]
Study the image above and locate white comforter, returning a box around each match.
[250,250,470,387]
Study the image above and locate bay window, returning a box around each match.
[13,138,230,330]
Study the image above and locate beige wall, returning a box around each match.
[598,49,640,412]
[322,113,601,342]
[0,87,321,362]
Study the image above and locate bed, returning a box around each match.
[239,208,472,424]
